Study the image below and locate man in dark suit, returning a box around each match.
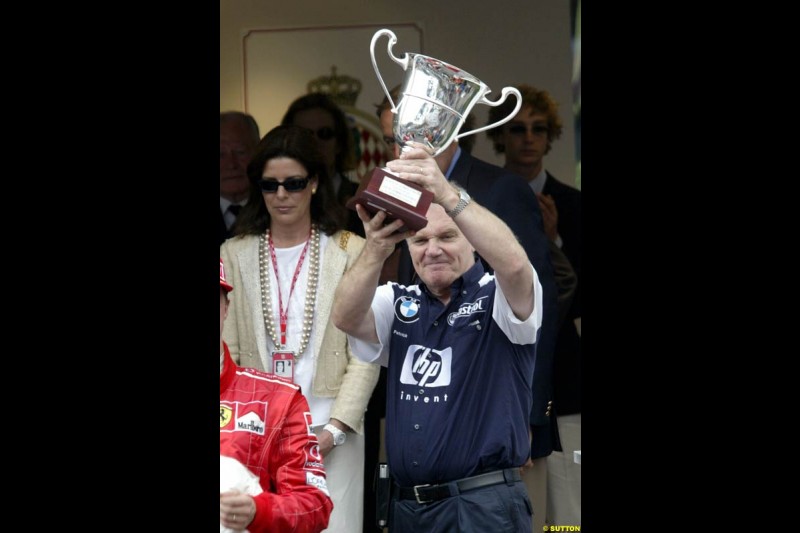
[487,84,581,526]
[220,112,260,246]
[374,87,560,532]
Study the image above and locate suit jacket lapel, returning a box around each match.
[543,171,564,197]
[238,239,270,365]
[219,207,230,245]
[449,150,472,188]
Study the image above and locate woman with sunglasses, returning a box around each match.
[221,124,380,533]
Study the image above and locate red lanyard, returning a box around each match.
[268,228,311,348]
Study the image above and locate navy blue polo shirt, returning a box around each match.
[349,261,542,487]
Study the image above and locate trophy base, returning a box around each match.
[346,167,433,232]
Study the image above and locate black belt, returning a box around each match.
[397,468,521,504]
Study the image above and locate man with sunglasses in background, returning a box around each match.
[220,111,261,246]
[487,84,582,529]
[282,93,365,238]
[375,86,560,533]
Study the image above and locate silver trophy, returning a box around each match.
[371,28,522,155]
[348,28,521,231]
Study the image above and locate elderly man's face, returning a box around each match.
[220,119,256,201]
[407,204,475,296]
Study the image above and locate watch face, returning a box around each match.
[326,424,346,445]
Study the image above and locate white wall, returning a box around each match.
[220,0,577,186]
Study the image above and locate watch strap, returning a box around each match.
[446,185,470,219]
[324,423,346,446]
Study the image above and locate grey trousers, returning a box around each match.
[390,480,532,533]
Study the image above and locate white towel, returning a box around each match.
[220,455,263,533]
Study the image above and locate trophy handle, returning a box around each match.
[455,87,523,140]
[370,29,409,113]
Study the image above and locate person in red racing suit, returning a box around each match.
[220,258,332,532]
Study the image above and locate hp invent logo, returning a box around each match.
[400,345,451,387]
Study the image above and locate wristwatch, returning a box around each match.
[324,423,347,446]
[445,183,471,219]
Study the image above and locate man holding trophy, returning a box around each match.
[333,140,542,532]
[374,92,560,533]
[336,29,560,532]
[352,30,560,532]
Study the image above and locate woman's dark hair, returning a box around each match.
[232,125,346,237]
[281,93,357,173]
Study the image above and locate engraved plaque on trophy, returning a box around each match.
[348,28,522,231]
[346,167,433,232]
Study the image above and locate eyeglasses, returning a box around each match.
[259,176,311,193]
[507,124,549,136]
[310,126,336,141]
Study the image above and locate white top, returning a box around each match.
[527,167,548,195]
[261,233,334,428]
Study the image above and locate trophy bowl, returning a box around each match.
[392,55,495,156]
[347,28,521,231]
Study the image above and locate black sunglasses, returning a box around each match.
[310,126,335,141]
[508,124,549,136]
[259,177,311,193]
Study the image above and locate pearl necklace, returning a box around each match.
[258,225,320,361]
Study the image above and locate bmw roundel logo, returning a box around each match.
[394,296,421,323]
